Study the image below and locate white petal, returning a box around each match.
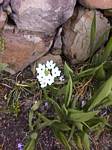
[46,60,55,69]
[46,74,54,85]
[40,81,47,88]
[37,73,46,82]
[52,67,61,77]
[59,75,65,81]
[36,64,45,74]
[40,76,48,88]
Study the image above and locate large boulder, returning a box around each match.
[62,8,110,64]
[10,0,76,33]
[79,0,112,9]
[0,0,76,74]
[0,0,3,4]
[0,26,53,74]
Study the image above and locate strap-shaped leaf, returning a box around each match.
[68,109,97,122]
[64,62,73,78]
[81,132,90,150]
[0,63,8,72]
[88,75,112,110]
[65,75,73,107]
[54,130,71,150]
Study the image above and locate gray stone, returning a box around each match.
[10,0,76,33]
[0,26,53,74]
[0,0,3,4]
[0,10,7,29]
[79,0,112,9]
[62,8,110,64]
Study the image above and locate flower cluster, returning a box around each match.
[36,60,61,88]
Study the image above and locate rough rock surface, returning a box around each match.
[37,53,62,67]
[79,0,112,9]
[62,8,110,64]
[0,27,53,74]
[10,0,76,33]
[0,0,3,4]
[0,10,7,29]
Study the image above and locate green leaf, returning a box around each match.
[90,11,96,55]
[95,65,105,80]
[0,37,5,52]
[38,113,61,129]
[54,130,71,150]
[74,134,83,150]
[78,68,96,78]
[24,139,36,150]
[81,132,90,150]
[29,111,34,131]
[94,28,110,52]
[31,101,41,111]
[51,122,71,131]
[65,75,73,107]
[68,125,75,142]
[86,117,106,130]
[62,104,68,116]
[99,91,112,107]
[0,63,8,72]
[87,75,112,110]
[101,37,112,62]
[78,63,104,79]
[75,122,83,131]
[68,109,97,122]
[47,97,64,119]
[31,132,38,140]
[64,62,73,78]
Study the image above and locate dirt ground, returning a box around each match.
[0,73,112,150]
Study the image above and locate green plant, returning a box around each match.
[25,62,112,150]
[0,63,8,72]
[5,12,112,150]
[6,80,38,115]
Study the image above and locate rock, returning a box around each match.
[52,28,62,53]
[79,0,112,9]
[0,26,53,74]
[0,0,3,4]
[36,53,63,67]
[10,0,76,33]
[0,10,7,30]
[62,8,110,64]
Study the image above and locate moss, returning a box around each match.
[0,36,5,52]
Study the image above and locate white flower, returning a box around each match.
[40,80,48,88]
[46,74,54,85]
[36,64,45,74]
[36,60,61,88]
[59,75,65,82]
[52,66,61,78]
[46,60,55,69]
[37,74,46,82]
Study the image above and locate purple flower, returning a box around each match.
[18,143,23,150]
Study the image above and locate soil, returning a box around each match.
[0,74,64,150]
[0,72,112,150]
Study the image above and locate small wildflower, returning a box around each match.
[52,67,61,78]
[44,102,49,107]
[40,80,48,88]
[59,75,65,82]
[46,60,55,69]
[46,74,54,85]
[81,100,86,107]
[18,143,23,150]
[36,64,45,74]
[36,60,61,88]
